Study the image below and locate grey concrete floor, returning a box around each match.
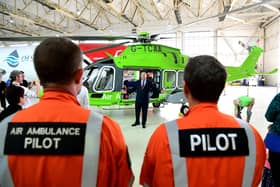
[91,86,278,187]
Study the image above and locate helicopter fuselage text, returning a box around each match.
[130,45,162,53]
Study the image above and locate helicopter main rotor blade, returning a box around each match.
[150,34,175,41]
[84,58,113,70]
[0,36,137,42]
[83,41,130,54]
[150,34,160,40]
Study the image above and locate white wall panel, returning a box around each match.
[264,18,280,86]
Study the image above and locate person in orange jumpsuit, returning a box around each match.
[140,55,265,187]
[0,38,134,187]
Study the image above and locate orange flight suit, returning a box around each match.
[140,103,265,187]
[0,91,133,187]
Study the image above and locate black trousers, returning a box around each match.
[0,96,6,109]
[135,102,148,125]
[269,151,280,187]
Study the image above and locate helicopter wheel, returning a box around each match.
[152,103,161,108]
[180,104,189,115]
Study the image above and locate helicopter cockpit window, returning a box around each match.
[88,69,99,83]
[94,66,115,92]
[163,70,176,89]
[177,71,184,88]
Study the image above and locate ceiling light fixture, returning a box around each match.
[9,17,14,23]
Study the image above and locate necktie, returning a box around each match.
[142,80,144,89]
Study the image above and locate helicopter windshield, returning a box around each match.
[94,66,115,92]
[83,68,99,92]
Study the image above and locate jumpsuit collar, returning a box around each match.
[41,90,80,106]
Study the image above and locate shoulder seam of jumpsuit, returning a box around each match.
[234,117,256,187]
[82,111,103,187]
[165,120,188,187]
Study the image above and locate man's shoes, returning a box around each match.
[131,123,140,127]
[142,124,146,128]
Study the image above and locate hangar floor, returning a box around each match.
[91,86,278,187]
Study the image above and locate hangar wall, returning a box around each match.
[181,27,262,69]
[216,28,262,67]
[264,17,280,86]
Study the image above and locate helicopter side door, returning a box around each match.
[163,70,187,104]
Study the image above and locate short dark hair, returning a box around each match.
[184,55,227,102]
[33,38,82,86]
[9,70,22,81]
[6,86,24,105]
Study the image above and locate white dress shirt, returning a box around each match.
[77,86,89,109]
[12,82,38,108]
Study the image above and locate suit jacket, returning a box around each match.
[132,79,153,104]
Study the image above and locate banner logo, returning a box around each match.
[4,50,19,67]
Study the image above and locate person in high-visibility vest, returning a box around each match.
[234,95,255,122]
[0,38,134,187]
[140,55,265,187]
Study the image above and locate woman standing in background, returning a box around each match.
[264,93,280,187]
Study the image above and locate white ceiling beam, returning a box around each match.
[234,12,275,17]
[96,0,138,27]
[198,0,202,17]
[149,0,163,20]
[217,22,245,30]
[133,0,162,21]
[200,1,218,17]
[229,0,238,11]
[0,1,63,35]
[262,4,280,13]
[178,0,276,29]
[33,0,101,30]
[92,0,128,24]
[227,15,246,23]
[179,2,197,17]
[261,13,280,27]
[129,0,145,24]
[0,25,33,36]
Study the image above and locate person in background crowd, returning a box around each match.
[9,70,40,108]
[77,85,89,109]
[0,73,6,110]
[0,85,25,122]
[234,95,255,122]
[264,92,280,187]
[20,71,29,88]
[140,55,265,187]
[0,38,134,187]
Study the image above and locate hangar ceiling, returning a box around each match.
[0,0,279,38]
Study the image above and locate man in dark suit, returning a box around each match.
[131,72,154,128]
